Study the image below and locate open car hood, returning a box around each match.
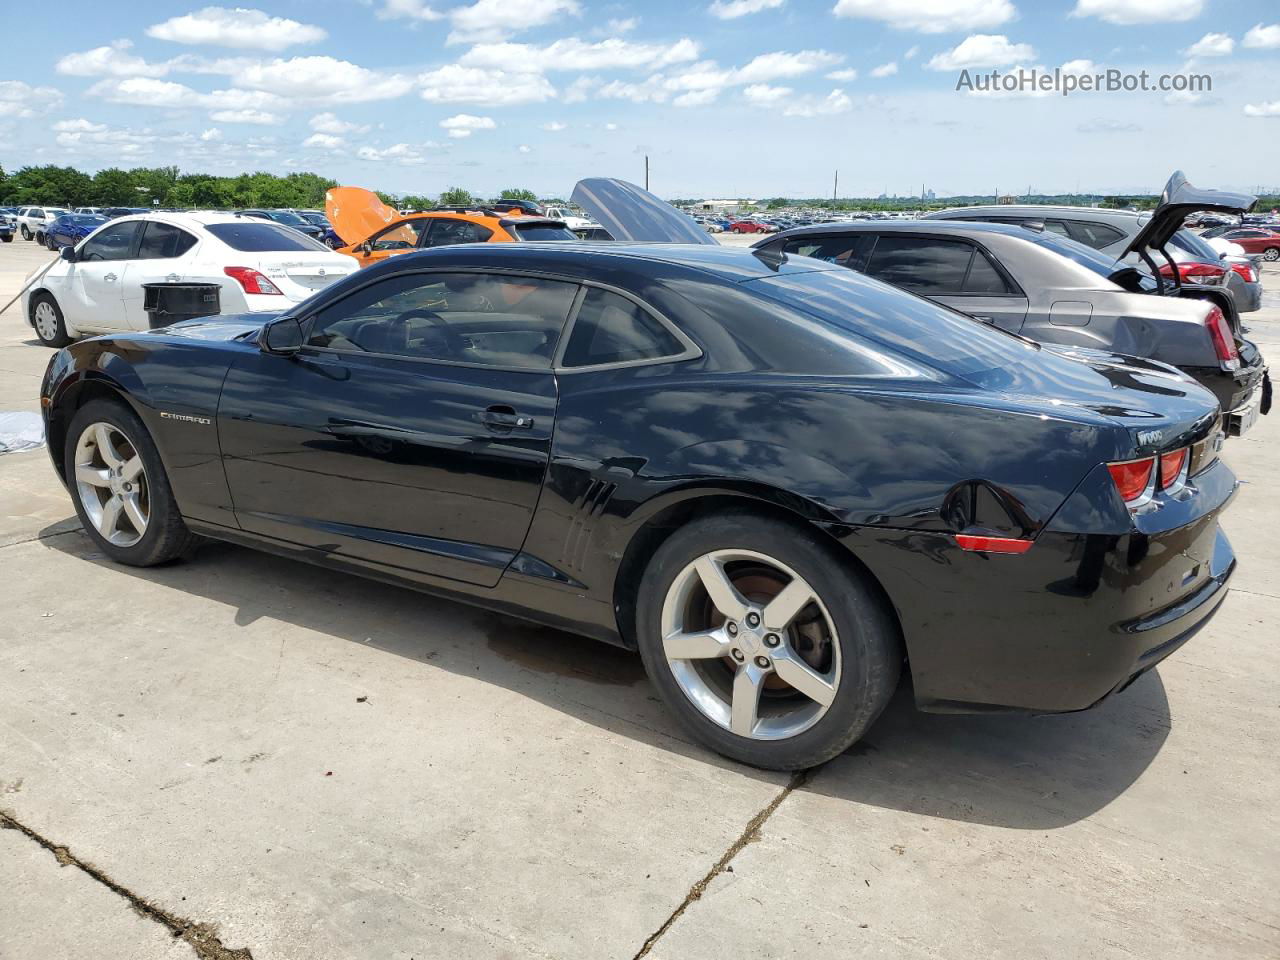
[570,178,715,245]
[1121,171,1256,258]
[325,186,402,245]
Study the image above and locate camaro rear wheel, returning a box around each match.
[65,400,197,566]
[636,512,900,770]
[30,293,71,347]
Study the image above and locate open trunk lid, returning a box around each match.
[570,178,716,245]
[1120,171,1256,259]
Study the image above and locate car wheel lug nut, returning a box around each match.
[764,633,780,647]
[746,612,760,627]
[755,656,770,669]
[726,622,738,636]
[731,648,745,662]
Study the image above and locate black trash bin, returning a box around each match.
[141,282,222,330]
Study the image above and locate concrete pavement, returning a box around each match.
[1,237,1277,960]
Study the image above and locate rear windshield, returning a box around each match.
[748,268,1040,383]
[206,222,327,252]
[512,223,579,242]
[1031,232,1158,291]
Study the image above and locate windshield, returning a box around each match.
[1169,229,1222,262]
[299,212,330,227]
[512,222,579,242]
[747,268,1041,386]
[206,222,328,252]
[66,215,106,226]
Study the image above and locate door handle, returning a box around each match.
[165,273,180,282]
[481,405,533,430]
[104,273,117,282]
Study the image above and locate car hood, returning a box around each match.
[325,186,402,245]
[1121,171,1256,258]
[158,314,281,341]
[570,178,715,245]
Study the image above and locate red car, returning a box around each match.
[1202,226,1280,260]
[729,218,774,234]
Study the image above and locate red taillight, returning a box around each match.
[224,266,282,295]
[1107,457,1155,503]
[1203,306,1239,369]
[1159,261,1226,286]
[1158,449,1187,489]
[1229,261,1257,283]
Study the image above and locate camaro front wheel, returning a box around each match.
[65,400,198,566]
[636,512,900,770]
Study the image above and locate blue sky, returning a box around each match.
[2,0,1278,198]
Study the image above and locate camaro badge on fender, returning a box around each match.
[160,412,212,425]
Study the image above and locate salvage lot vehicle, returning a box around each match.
[39,180,1240,770]
[754,220,1269,435]
[326,187,577,268]
[1200,226,1280,260]
[41,213,108,250]
[20,211,357,346]
[16,205,68,240]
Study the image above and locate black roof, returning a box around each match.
[355,241,839,286]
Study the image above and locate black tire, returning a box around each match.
[63,399,198,567]
[21,225,31,240]
[29,292,72,347]
[35,232,45,247]
[1,233,12,243]
[1263,247,1279,262]
[635,511,901,770]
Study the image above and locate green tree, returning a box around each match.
[374,190,399,207]
[500,187,538,201]
[398,194,435,210]
[92,168,136,206]
[439,186,474,207]
[3,165,94,206]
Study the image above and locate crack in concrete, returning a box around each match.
[0,526,81,551]
[0,809,255,960]
[630,768,813,959]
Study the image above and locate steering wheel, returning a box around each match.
[395,309,466,356]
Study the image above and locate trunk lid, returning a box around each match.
[570,178,716,245]
[250,252,358,300]
[1120,171,1256,259]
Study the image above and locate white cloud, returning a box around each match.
[1243,101,1280,118]
[1242,23,1280,50]
[377,0,443,21]
[584,49,843,106]
[563,76,599,102]
[356,142,437,164]
[303,132,345,149]
[87,76,286,113]
[200,127,222,140]
[709,0,784,19]
[1077,118,1141,133]
[52,118,107,133]
[905,45,920,59]
[440,113,496,137]
[1070,0,1202,26]
[541,120,567,130]
[310,112,369,134]
[870,61,898,77]
[832,0,1016,34]
[927,34,1035,70]
[782,88,853,117]
[209,108,283,124]
[146,6,327,51]
[460,37,700,72]
[673,88,719,106]
[56,40,169,78]
[605,17,639,33]
[1183,32,1233,57]
[604,121,618,130]
[448,0,581,44]
[743,83,791,105]
[236,57,413,103]
[419,64,556,105]
[0,80,64,118]
[733,50,843,83]
[827,68,858,81]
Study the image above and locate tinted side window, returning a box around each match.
[783,234,875,271]
[561,288,685,367]
[79,219,142,262]
[424,219,493,247]
[137,222,198,259]
[307,272,576,369]
[1066,220,1125,249]
[370,220,432,251]
[963,248,1013,294]
[864,236,973,293]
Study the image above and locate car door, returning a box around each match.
[217,268,578,587]
[117,221,200,329]
[861,234,1030,333]
[66,218,144,331]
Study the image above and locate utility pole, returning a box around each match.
[644,155,649,192]
[833,169,838,202]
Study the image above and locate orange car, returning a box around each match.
[326,187,578,267]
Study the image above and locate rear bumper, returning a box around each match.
[1186,347,1267,416]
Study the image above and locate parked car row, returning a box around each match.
[34,175,1250,770]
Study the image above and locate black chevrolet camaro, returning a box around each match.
[39,184,1238,769]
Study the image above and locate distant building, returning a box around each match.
[997,194,1018,205]
[696,198,759,215]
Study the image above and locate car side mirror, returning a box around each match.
[360,240,373,256]
[60,246,77,262]
[262,317,303,355]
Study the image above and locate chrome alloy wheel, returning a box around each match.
[32,301,59,342]
[74,422,149,547]
[660,549,841,740]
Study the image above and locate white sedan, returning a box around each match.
[21,212,358,347]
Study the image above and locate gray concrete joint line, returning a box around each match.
[630,767,814,960]
[0,809,255,960]
[0,527,82,550]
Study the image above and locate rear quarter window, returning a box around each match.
[206,222,327,252]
